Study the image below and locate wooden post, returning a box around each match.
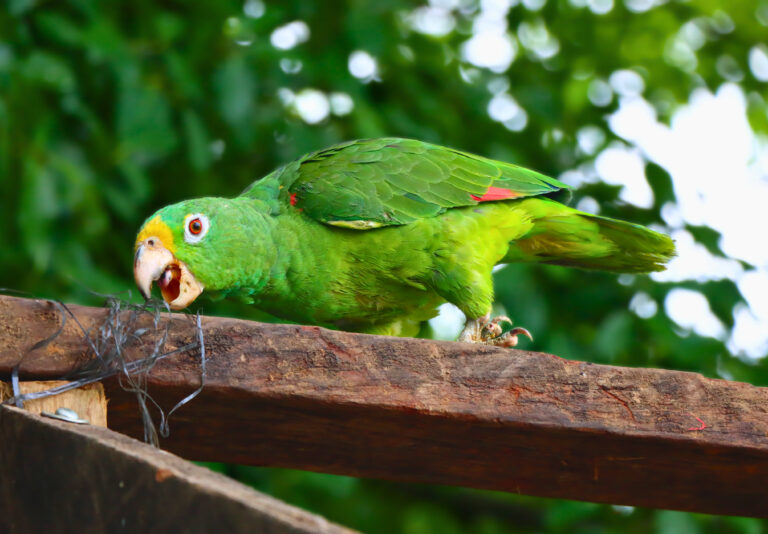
[2,295,768,517]
[0,405,354,534]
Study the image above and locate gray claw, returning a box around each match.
[487,327,534,348]
[459,315,533,348]
[509,327,533,342]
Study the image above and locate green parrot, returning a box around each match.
[134,138,674,346]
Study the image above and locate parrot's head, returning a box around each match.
[133,197,264,310]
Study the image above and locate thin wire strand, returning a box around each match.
[160,311,206,438]
[1,291,206,446]
[7,298,68,409]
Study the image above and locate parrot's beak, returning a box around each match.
[133,238,203,310]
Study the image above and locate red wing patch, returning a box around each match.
[290,193,298,206]
[471,186,519,202]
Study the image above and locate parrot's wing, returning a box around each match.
[247,138,569,228]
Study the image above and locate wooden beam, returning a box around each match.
[2,295,768,517]
[0,405,355,533]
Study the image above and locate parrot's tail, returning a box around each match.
[505,200,675,273]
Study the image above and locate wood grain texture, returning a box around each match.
[0,405,354,534]
[0,381,107,427]
[2,295,768,517]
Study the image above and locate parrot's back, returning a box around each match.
[243,137,674,274]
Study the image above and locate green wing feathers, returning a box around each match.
[242,138,674,275]
[506,199,675,273]
[276,138,568,227]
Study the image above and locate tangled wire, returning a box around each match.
[2,293,206,446]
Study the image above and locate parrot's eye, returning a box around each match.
[183,213,210,244]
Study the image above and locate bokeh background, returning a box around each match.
[2,0,768,531]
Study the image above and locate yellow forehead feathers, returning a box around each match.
[136,216,177,254]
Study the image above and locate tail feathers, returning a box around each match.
[505,209,676,273]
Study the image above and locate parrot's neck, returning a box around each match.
[203,201,326,315]
[235,202,282,296]
[230,207,346,325]
[191,198,281,299]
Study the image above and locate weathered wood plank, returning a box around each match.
[2,295,768,517]
[0,405,355,534]
[0,381,107,427]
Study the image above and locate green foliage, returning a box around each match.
[1,0,766,532]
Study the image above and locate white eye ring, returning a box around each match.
[184,213,210,244]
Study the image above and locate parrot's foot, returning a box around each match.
[458,314,533,347]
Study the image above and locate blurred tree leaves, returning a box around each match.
[1,0,767,532]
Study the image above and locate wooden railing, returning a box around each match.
[2,295,767,530]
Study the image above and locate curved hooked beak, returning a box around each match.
[133,238,203,310]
